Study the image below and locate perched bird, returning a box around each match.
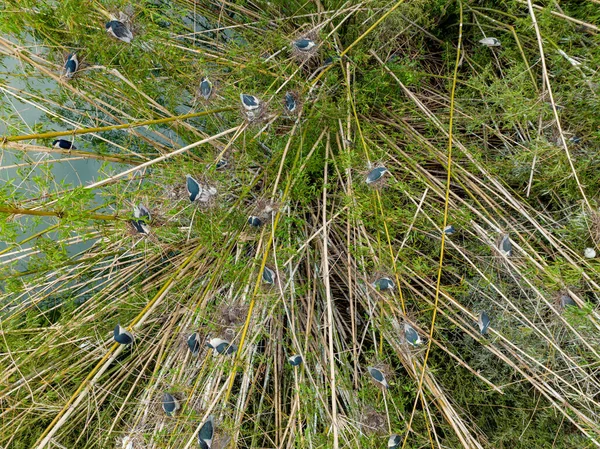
[114,324,134,345]
[372,277,394,291]
[134,204,151,221]
[131,220,150,234]
[288,354,302,366]
[367,366,389,389]
[478,311,490,335]
[185,175,216,203]
[443,225,456,235]
[404,323,422,346]
[106,20,134,43]
[366,166,388,184]
[64,53,78,79]
[560,294,576,308]
[52,139,76,150]
[262,266,276,285]
[186,175,202,202]
[499,234,512,257]
[479,37,501,47]
[248,216,263,227]
[162,392,180,416]
[199,77,213,100]
[207,337,236,355]
[388,434,401,449]
[240,94,260,111]
[215,159,228,170]
[197,415,214,449]
[131,204,151,234]
[187,332,201,355]
[284,92,297,113]
[584,247,596,259]
[293,38,316,52]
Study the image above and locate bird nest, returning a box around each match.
[589,209,600,249]
[553,290,579,312]
[359,406,387,435]
[248,198,279,226]
[240,101,268,123]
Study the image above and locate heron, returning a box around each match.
[64,53,78,79]
[113,324,134,345]
[293,38,316,52]
[367,366,389,389]
[372,277,394,291]
[366,166,388,184]
[106,20,133,43]
[162,392,180,416]
[288,354,302,366]
[207,337,236,355]
[197,415,214,449]
[199,77,213,100]
[240,94,260,111]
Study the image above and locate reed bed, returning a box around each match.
[1,0,599,448]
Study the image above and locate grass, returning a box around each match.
[1,0,600,448]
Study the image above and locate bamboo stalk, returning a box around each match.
[2,108,235,143]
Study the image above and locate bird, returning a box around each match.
[499,234,512,257]
[388,434,401,449]
[478,311,490,335]
[372,277,394,291]
[106,20,134,43]
[367,366,389,389]
[288,354,302,366]
[199,77,212,100]
[186,175,201,202]
[114,324,134,345]
[197,415,214,449]
[162,392,180,416]
[584,247,596,259]
[64,53,78,79]
[130,220,150,234]
[248,216,262,227]
[215,159,228,170]
[52,139,76,150]
[187,332,201,355]
[560,294,576,308]
[479,37,501,47]
[186,175,216,203]
[293,38,316,52]
[207,337,236,355]
[284,92,297,113]
[404,323,422,346]
[134,204,151,221]
[262,266,276,285]
[366,166,388,184]
[131,204,151,234]
[240,94,260,111]
[443,225,456,235]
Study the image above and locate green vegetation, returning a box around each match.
[1,0,600,448]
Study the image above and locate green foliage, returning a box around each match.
[1,0,600,448]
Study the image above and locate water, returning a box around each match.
[0,52,104,259]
